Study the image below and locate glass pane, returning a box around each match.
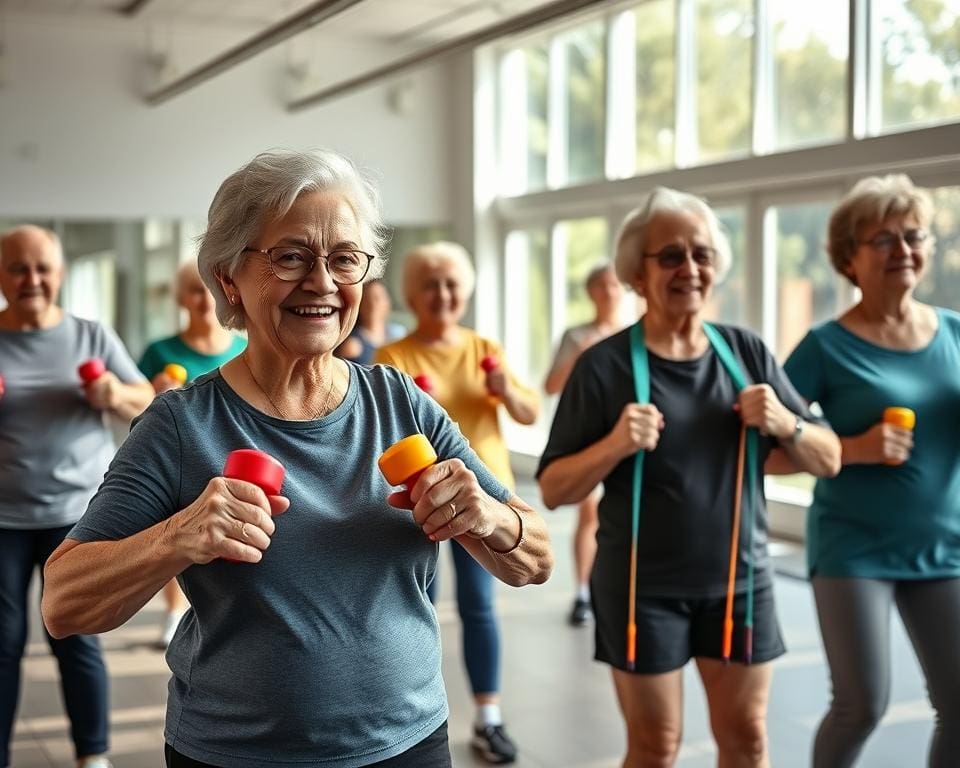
[636,0,675,171]
[561,22,606,184]
[696,0,753,162]
[556,217,610,327]
[504,230,551,387]
[705,206,747,325]
[916,185,960,312]
[502,229,551,455]
[772,201,838,360]
[772,0,848,149]
[526,45,549,191]
[878,0,960,132]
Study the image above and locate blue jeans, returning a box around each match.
[427,540,499,695]
[0,526,109,766]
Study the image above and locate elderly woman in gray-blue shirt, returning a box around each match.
[40,149,553,768]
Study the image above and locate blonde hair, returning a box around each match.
[827,174,934,284]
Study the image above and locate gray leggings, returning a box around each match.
[812,576,960,768]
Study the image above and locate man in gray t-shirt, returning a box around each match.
[0,225,151,768]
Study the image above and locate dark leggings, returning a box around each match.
[812,576,960,768]
[427,539,500,695]
[164,721,451,767]
[0,526,109,767]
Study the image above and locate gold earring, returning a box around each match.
[228,294,237,306]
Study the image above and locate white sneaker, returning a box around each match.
[77,757,113,768]
[160,609,186,648]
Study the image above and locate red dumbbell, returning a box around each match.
[413,373,434,395]
[221,449,286,563]
[0,373,5,399]
[78,358,106,383]
[480,355,501,401]
[223,449,285,496]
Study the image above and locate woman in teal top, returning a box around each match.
[139,262,246,390]
[784,174,960,768]
[138,261,246,647]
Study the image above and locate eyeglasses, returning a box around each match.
[858,229,928,255]
[242,245,374,285]
[642,245,717,269]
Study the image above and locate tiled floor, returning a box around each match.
[12,481,934,767]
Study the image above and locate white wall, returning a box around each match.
[0,14,455,225]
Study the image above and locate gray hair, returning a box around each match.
[0,224,63,264]
[827,174,934,285]
[401,241,476,308]
[197,149,389,330]
[614,187,732,286]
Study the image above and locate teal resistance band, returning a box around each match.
[627,321,760,667]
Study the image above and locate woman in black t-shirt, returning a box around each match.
[537,187,841,767]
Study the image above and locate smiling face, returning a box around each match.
[221,190,364,360]
[846,213,927,299]
[631,209,715,322]
[408,257,469,331]
[0,227,64,328]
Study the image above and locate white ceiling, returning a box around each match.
[6,0,557,43]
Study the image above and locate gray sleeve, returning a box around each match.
[98,323,147,383]
[68,398,182,542]
[398,373,512,504]
[546,329,578,377]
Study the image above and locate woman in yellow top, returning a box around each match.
[376,241,539,765]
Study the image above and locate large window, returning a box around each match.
[485,0,960,486]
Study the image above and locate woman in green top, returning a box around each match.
[138,261,246,646]
[784,175,960,768]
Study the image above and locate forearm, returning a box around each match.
[456,497,553,587]
[839,433,874,465]
[539,434,623,509]
[544,357,576,395]
[111,381,155,421]
[777,423,841,477]
[502,388,539,425]
[43,517,190,638]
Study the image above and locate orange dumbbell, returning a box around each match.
[883,407,916,466]
[378,434,438,490]
[164,363,188,385]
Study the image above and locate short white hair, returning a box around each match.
[197,149,389,330]
[401,241,476,308]
[0,225,63,265]
[614,187,732,286]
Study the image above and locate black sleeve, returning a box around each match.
[737,327,826,426]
